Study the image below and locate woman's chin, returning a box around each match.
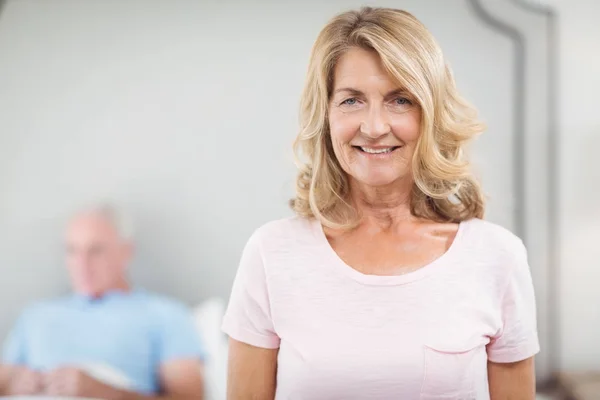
[352,175,404,189]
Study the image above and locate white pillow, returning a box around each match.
[192,297,229,400]
[78,362,134,390]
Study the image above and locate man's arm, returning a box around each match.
[0,365,43,395]
[43,359,204,400]
[0,308,42,395]
[108,358,205,400]
[155,358,204,400]
[0,365,13,394]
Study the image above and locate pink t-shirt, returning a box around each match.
[222,217,540,399]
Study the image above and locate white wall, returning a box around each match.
[0,0,519,324]
[553,0,600,372]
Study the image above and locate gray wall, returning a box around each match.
[3,0,597,384]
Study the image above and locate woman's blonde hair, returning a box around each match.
[290,7,486,229]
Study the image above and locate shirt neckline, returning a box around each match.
[72,287,140,305]
[312,217,471,286]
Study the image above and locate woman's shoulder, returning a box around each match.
[248,215,318,248]
[457,218,530,288]
[462,217,526,256]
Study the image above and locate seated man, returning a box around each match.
[0,203,205,399]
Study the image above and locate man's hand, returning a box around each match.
[3,366,43,395]
[43,367,116,398]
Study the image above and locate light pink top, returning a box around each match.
[222,217,540,399]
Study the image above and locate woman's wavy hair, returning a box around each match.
[290,7,486,230]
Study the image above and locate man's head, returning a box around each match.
[65,203,133,297]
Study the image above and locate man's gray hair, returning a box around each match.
[73,201,135,241]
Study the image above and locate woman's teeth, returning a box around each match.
[359,147,396,154]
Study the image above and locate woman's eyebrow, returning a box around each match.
[332,87,364,96]
[332,87,408,97]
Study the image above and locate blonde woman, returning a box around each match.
[222,7,539,400]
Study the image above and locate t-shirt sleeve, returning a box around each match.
[2,311,30,365]
[156,302,207,363]
[221,229,280,349]
[487,239,540,363]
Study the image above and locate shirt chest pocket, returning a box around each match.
[420,337,485,400]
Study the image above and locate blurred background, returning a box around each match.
[0,0,598,397]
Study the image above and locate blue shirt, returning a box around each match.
[2,289,205,394]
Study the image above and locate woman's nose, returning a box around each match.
[360,106,391,138]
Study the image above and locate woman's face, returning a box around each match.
[328,47,421,188]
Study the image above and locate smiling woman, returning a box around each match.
[328,47,422,193]
[290,8,487,230]
[222,6,539,400]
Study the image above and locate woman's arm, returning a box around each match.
[227,338,278,400]
[488,357,536,400]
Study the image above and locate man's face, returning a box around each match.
[65,213,131,297]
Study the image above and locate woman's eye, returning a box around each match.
[341,98,358,106]
[395,97,411,105]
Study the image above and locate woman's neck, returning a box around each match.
[350,178,416,230]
